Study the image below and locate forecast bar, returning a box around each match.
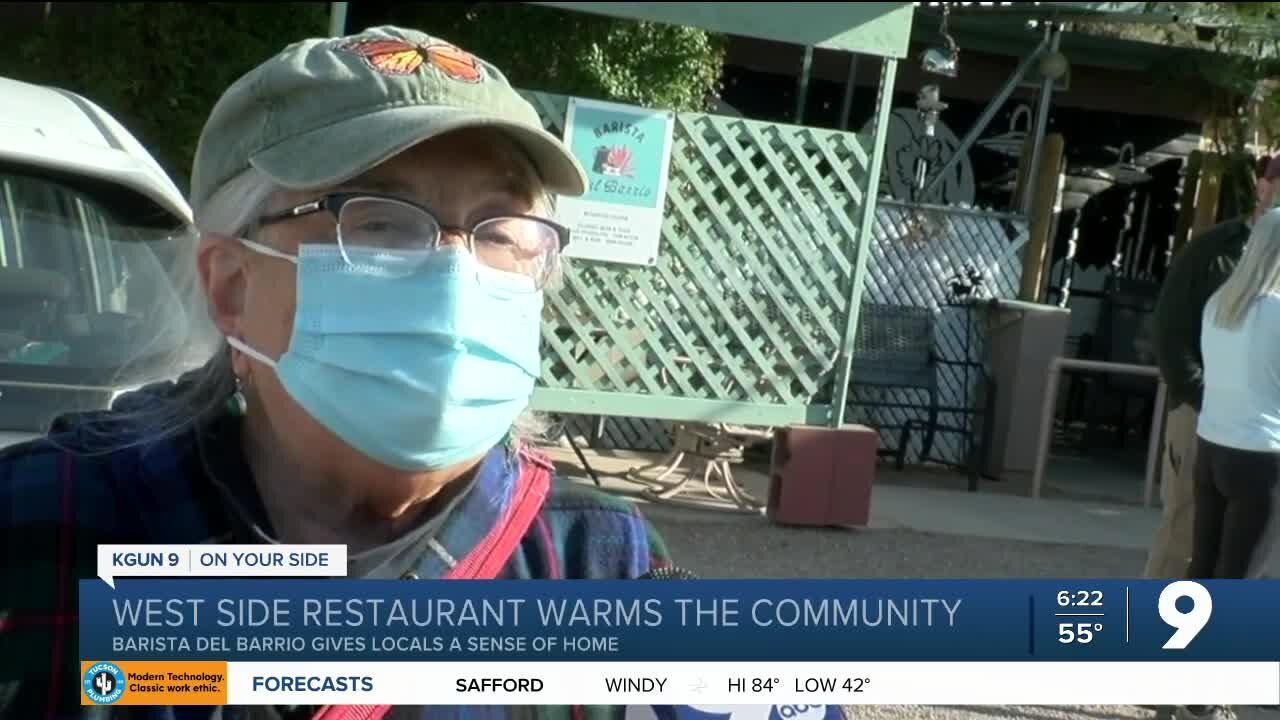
[81,660,1280,706]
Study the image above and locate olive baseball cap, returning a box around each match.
[190,25,587,225]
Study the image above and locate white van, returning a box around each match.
[0,76,210,449]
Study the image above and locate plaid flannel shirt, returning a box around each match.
[0,383,672,720]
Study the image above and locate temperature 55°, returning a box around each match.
[1059,621,1102,644]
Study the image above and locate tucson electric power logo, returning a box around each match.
[83,662,126,704]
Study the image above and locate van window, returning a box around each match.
[0,168,198,383]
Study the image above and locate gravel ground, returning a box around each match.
[641,503,1146,579]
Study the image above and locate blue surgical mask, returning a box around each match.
[226,240,543,471]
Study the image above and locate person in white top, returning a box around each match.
[1192,207,1280,579]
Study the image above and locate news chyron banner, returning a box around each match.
[83,545,1280,708]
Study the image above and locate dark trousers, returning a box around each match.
[1187,436,1280,579]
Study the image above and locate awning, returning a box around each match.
[524,2,915,58]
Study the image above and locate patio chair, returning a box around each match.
[625,421,772,515]
[844,303,941,468]
[1077,276,1160,447]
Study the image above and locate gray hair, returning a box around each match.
[86,163,562,456]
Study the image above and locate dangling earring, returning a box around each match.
[227,375,248,417]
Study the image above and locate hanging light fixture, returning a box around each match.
[921,5,959,78]
[978,105,1033,158]
[922,46,958,78]
[1081,143,1152,186]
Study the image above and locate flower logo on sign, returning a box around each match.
[594,144,635,177]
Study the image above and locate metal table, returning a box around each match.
[1031,357,1167,506]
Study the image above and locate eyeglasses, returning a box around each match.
[255,192,570,290]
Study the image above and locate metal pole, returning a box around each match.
[795,46,814,125]
[1118,186,1137,277]
[840,54,860,131]
[918,34,1051,203]
[1144,381,1167,507]
[1021,23,1062,214]
[831,57,898,428]
[1136,192,1153,276]
[329,2,349,37]
[1058,210,1080,308]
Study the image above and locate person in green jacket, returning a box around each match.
[1146,154,1280,580]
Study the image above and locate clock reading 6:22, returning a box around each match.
[1057,590,1103,607]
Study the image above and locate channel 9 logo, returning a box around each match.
[1159,581,1213,650]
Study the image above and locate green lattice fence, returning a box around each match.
[521,90,885,429]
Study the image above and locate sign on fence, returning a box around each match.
[556,97,675,266]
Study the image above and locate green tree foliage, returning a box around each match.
[362,2,726,114]
[1215,1,1280,30]
[1179,2,1280,218]
[1172,2,1280,141]
[1,2,725,191]
[1076,2,1280,216]
[1,3,330,190]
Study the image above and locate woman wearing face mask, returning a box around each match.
[0,27,673,720]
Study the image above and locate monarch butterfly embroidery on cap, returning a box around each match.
[340,39,485,83]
